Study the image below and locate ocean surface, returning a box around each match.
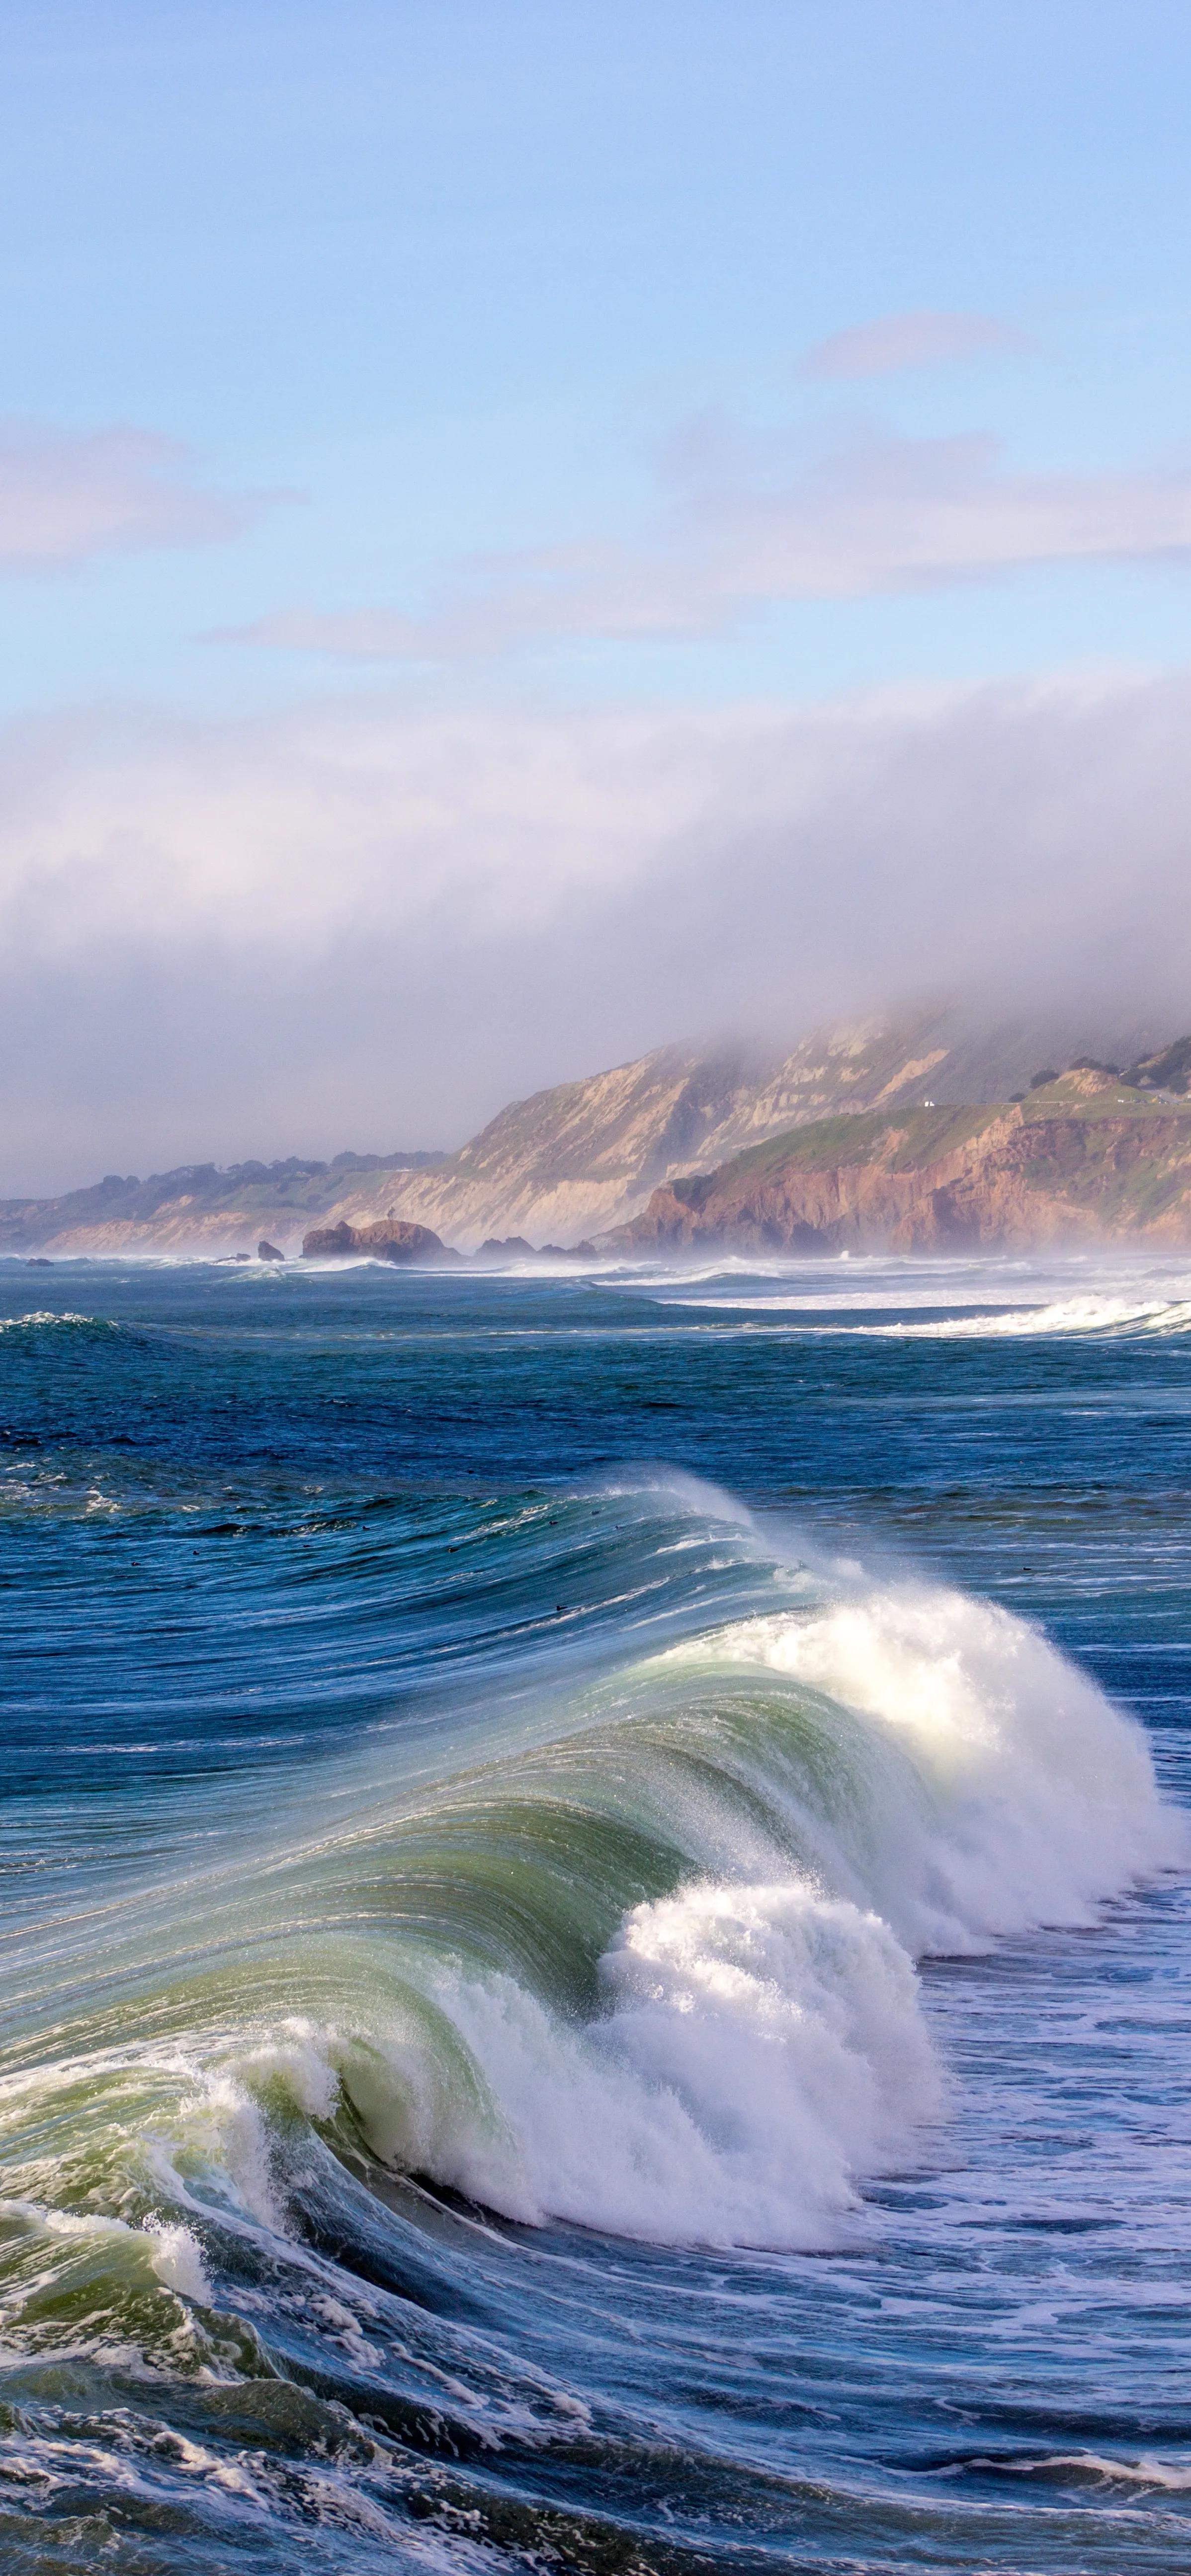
[2,1245,1191,2574]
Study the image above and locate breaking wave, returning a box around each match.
[656,1291,1191,1337]
[0,1501,1177,2297]
[0,1308,113,1334]
[865,1292,1191,1338]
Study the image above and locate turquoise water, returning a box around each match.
[2,1249,1191,2572]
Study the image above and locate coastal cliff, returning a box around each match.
[615,1072,1191,1254]
[298,1007,1159,1251]
[0,1013,975,1255]
[0,1013,1179,1258]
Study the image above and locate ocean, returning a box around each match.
[2,1245,1191,2574]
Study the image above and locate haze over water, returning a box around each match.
[2,1246,1191,2572]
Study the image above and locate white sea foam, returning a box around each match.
[712,1584,1181,1949]
[0,2192,211,2308]
[144,2217,212,2301]
[331,1878,938,2251]
[157,2048,331,2238]
[0,1308,100,1330]
[985,2451,1191,2492]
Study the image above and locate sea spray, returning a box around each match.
[708,1582,1181,1948]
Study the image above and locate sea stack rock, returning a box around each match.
[301,1217,456,1263]
[257,1240,284,1262]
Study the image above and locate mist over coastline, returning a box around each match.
[1,669,1187,1194]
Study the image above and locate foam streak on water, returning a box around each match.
[1,1252,1190,2571]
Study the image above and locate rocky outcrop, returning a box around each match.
[472,1235,596,1259]
[614,1074,1191,1254]
[301,1217,457,1263]
[257,1240,284,1262]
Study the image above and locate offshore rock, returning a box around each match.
[257,1239,284,1262]
[475,1235,599,1261]
[301,1217,458,1263]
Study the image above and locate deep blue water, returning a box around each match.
[2,1249,1191,2573]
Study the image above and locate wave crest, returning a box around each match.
[323,1879,938,2248]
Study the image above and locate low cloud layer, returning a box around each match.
[229,429,1191,663]
[0,422,271,572]
[797,311,1032,380]
[0,670,1189,1193]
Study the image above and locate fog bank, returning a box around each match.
[1,669,1186,1193]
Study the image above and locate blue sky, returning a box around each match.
[4,0,1191,711]
[3,3,1191,1185]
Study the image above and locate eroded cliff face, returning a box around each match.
[616,1076,1191,1254]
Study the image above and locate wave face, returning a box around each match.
[1,1252,1190,2571]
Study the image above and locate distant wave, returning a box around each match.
[865,1292,1191,1338]
[0,1308,110,1332]
[662,1291,1191,1338]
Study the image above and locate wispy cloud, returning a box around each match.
[0,422,276,572]
[223,429,1191,663]
[797,310,1033,380]
[0,671,1188,1189]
